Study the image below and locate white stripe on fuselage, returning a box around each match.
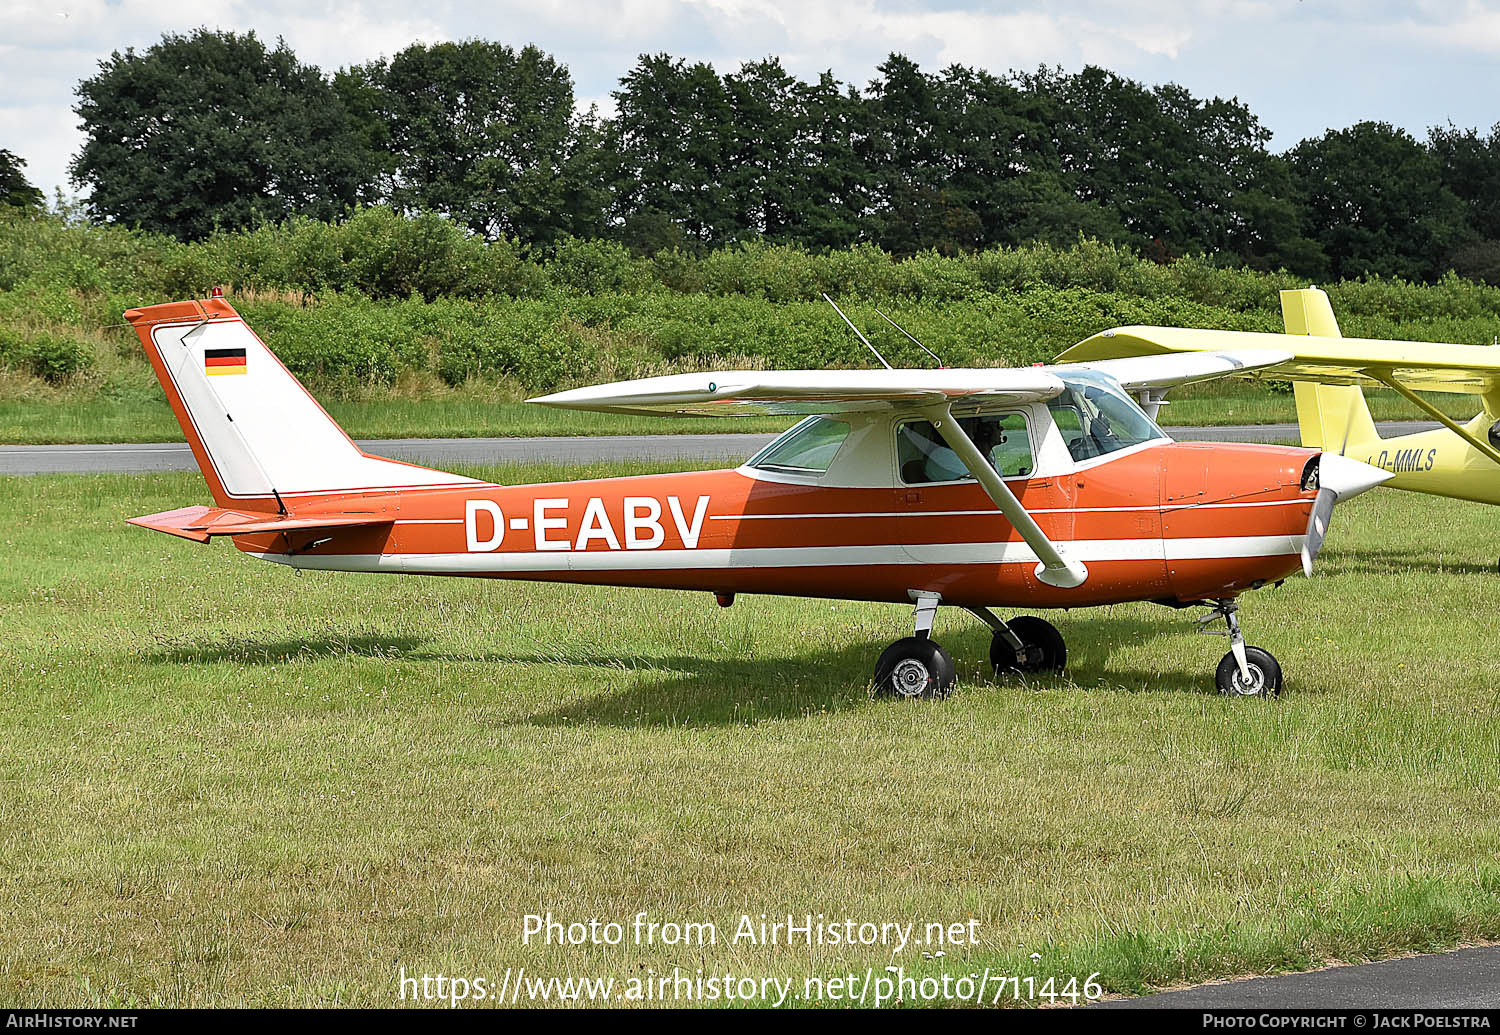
[251,535,1304,575]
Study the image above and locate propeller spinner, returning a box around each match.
[1301,452,1394,575]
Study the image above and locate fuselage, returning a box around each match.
[1345,414,1500,506]
[237,439,1317,610]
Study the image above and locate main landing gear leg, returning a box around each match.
[967,606,1067,677]
[873,592,956,699]
[1198,599,1283,697]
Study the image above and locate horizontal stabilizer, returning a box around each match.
[128,505,393,543]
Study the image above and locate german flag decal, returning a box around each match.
[204,347,247,376]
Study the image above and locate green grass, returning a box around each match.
[0,381,1481,445]
[3,465,1500,1007]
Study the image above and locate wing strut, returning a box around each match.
[1368,370,1500,467]
[922,404,1088,589]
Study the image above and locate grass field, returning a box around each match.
[0,381,1481,445]
[3,464,1499,1007]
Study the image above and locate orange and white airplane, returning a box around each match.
[124,295,1392,698]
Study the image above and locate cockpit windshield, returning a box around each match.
[1047,373,1166,462]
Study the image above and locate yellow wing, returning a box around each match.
[1057,289,1500,397]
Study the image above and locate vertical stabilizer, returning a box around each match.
[1280,287,1342,338]
[1280,289,1379,454]
[126,297,475,509]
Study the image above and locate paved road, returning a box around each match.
[1094,944,1500,1009]
[0,422,1444,476]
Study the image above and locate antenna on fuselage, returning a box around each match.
[872,306,945,367]
[822,293,892,370]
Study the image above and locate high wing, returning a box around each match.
[1057,348,1293,391]
[1059,326,1500,396]
[528,368,1066,417]
[527,352,1288,418]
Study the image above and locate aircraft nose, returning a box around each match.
[1300,453,1393,576]
[1313,452,1393,501]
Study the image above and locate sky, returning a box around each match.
[4,0,1500,200]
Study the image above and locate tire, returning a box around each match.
[1214,646,1283,697]
[990,615,1067,676]
[873,637,956,699]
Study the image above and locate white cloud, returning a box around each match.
[1386,0,1500,54]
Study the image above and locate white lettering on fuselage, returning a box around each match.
[465,500,504,551]
[464,496,711,553]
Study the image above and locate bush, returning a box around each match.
[545,237,645,295]
[0,325,92,381]
[7,206,1500,398]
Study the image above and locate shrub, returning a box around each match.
[0,325,93,381]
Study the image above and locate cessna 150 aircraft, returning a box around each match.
[124,295,1391,698]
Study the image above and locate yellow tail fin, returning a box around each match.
[1281,288,1379,453]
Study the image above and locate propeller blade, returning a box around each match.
[1301,487,1337,576]
[1300,453,1393,576]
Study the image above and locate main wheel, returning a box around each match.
[1215,646,1283,697]
[873,637,956,699]
[990,615,1067,676]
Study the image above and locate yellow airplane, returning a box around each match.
[1057,288,1500,520]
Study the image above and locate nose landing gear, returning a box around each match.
[1198,599,1283,697]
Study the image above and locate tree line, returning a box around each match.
[13,28,1500,284]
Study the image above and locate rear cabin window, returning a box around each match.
[897,412,1033,484]
[749,417,851,475]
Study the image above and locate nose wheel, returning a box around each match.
[1199,599,1283,697]
[1215,646,1282,696]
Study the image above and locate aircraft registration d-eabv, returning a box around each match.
[125,295,1391,699]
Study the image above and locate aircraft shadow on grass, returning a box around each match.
[1318,546,1496,578]
[149,633,431,666]
[506,610,1212,727]
[148,610,1214,727]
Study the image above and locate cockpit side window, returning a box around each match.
[1047,375,1165,462]
[748,416,851,475]
[897,411,1033,484]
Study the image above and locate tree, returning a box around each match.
[861,54,979,255]
[1289,122,1468,281]
[1430,123,1500,284]
[70,29,371,240]
[371,40,592,243]
[791,72,869,250]
[0,150,44,209]
[613,54,736,250]
[722,58,803,242]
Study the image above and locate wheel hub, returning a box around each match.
[1228,664,1266,696]
[890,658,931,697]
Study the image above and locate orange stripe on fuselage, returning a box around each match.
[230,443,1318,609]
